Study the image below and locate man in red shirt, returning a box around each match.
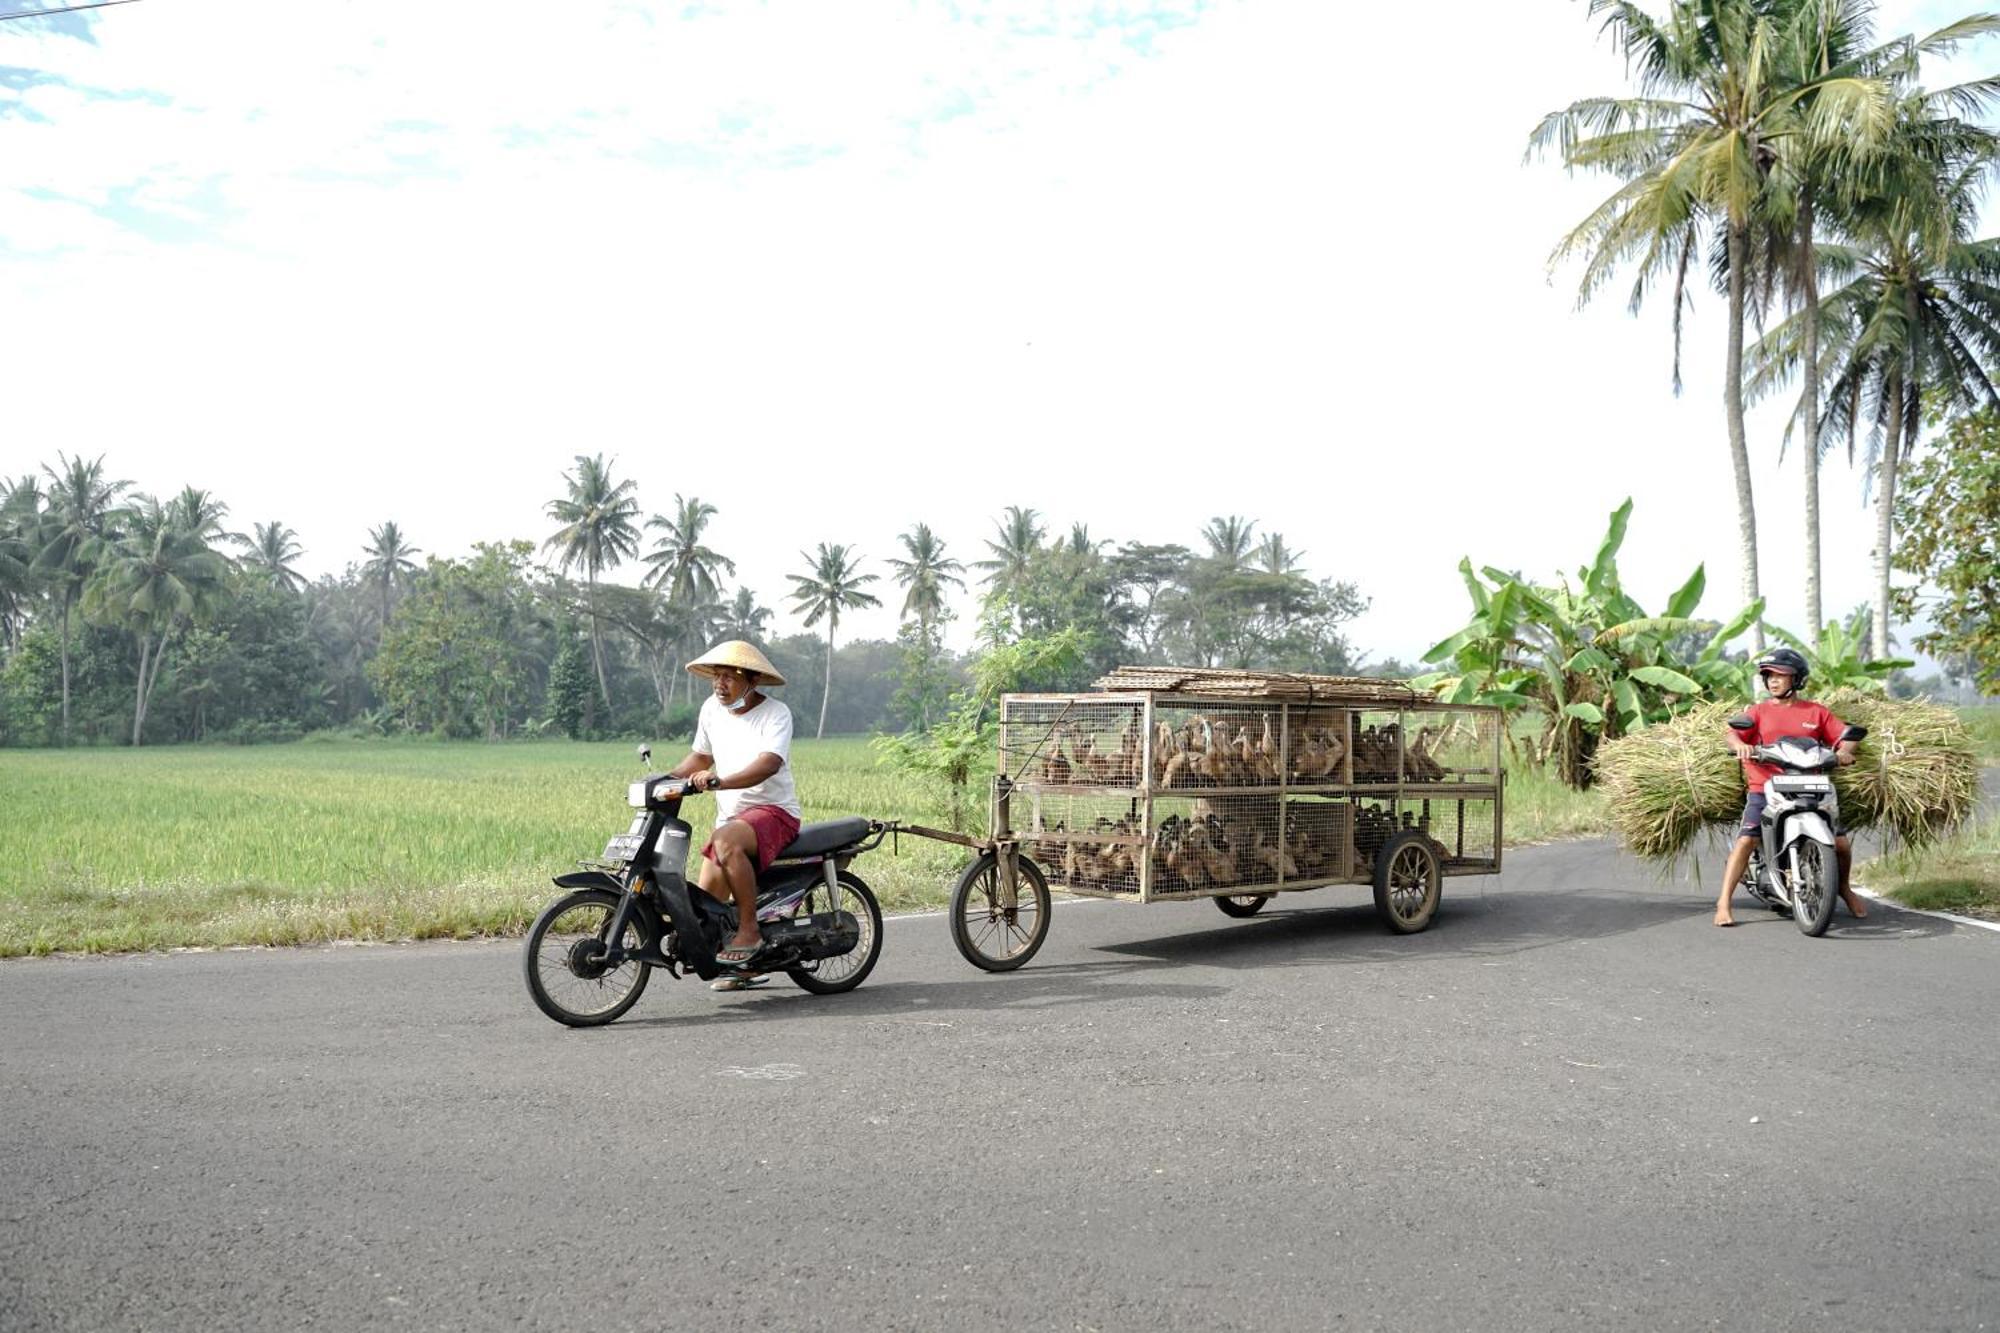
[1714,649,1865,927]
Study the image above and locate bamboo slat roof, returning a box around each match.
[1089,665,1435,707]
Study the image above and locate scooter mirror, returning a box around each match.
[638,743,653,765]
[1726,714,1755,732]
[1839,725,1868,743]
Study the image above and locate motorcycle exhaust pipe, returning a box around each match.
[760,912,860,961]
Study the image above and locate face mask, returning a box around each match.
[726,691,755,713]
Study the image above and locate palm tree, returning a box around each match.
[33,453,128,745]
[361,521,421,636]
[1201,515,1257,573]
[167,486,244,553]
[1531,0,1893,650]
[544,455,642,713]
[889,524,965,729]
[83,495,231,745]
[788,543,881,739]
[721,587,773,644]
[244,521,307,593]
[0,475,44,652]
[1751,69,2000,656]
[642,494,736,604]
[1256,532,1304,576]
[1762,6,1990,634]
[974,505,1044,623]
[888,523,965,626]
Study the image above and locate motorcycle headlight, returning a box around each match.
[627,781,650,808]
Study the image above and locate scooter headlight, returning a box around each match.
[627,781,650,808]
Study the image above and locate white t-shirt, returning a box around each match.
[691,694,801,821]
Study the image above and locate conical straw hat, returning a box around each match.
[685,640,786,687]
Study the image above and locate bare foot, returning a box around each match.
[1842,893,1868,919]
[1713,908,1737,928]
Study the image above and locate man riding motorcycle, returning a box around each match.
[1713,647,1866,928]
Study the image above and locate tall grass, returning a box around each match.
[0,738,1614,956]
[0,738,969,957]
[1865,809,2000,920]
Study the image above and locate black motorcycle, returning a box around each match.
[1727,716,1866,937]
[523,746,887,1026]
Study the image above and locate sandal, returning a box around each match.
[711,973,769,992]
[715,942,765,966]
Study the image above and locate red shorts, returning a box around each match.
[703,805,801,873]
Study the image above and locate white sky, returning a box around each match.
[0,0,1987,666]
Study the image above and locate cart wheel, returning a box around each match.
[949,852,1051,972]
[1372,831,1441,934]
[1214,895,1270,918]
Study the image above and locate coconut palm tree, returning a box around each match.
[84,495,231,745]
[1256,532,1304,576]
[361,521,421,636]
[642,494,736,604]
[1751,74,2000,656]
[33,453,128,745]
[788,543,881,739]
[1201,515,1256,573]
[1760,5,1994,634]
[889,524,965,729]
[721,587,773,644]
[888,523,965,627]
[975,505,1043,624]
[543,454,641,712]
[167,486,243,554]
[244,521,307,593]
[1531,0,1894,650]
[0,475,44,652]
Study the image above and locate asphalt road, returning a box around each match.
[3,833,1996,1332]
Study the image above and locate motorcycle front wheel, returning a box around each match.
[786,871,883,995]
[1789,841,1837,937]
[523,888,652,1027]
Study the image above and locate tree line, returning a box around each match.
[0,454,1371,747]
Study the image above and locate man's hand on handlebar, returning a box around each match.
[1729,738,1756,760]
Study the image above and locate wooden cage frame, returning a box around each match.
[998,686,1504,904]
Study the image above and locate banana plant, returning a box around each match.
[1415,499,1762,789]
[1769,605,1913,694]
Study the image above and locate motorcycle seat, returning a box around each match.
[775,817,872,861]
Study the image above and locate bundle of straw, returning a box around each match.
[1593,689,1979,861]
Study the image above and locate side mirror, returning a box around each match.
[638,743,653,766]
[1726,714,1755,732]
[1839,725,1868,743]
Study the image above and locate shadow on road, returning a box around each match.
[617,958,1229,1030]
[1092,882,1954,967]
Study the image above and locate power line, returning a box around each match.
[0,0,143,23]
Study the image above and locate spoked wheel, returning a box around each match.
[1789,841,1837,937]
[785,871,883,995]
[1214,895,1271,918]
[949,852,1051,972]
[1372,830,1442,934]
[523,888,652,1027]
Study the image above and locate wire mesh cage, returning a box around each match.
[1000,673,1503,901]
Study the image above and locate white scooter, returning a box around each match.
[1727,717,1866,937]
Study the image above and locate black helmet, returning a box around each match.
[1754,647,1810,691]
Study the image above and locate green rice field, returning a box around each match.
[0,737,1608,957]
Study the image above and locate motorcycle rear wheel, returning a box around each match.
[1790,841,1837,937]
[785,871,883,995]
[523,888,652,1027]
